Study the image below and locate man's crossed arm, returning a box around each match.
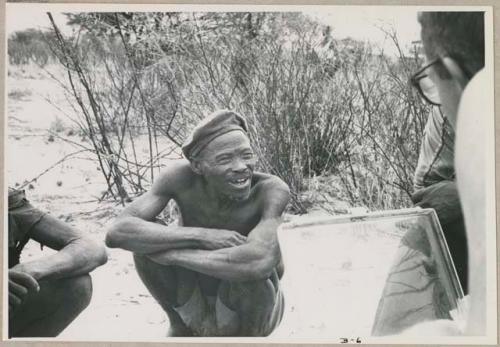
[106,173,290,282]
[105,191,248,253]
[147,217,284,281]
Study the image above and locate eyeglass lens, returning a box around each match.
[417,74,440,105]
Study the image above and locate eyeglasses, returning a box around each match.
[410,58,441,106]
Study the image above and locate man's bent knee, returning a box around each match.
[133,253,172,275]
[224,278,278,310]
[59,274,93,314]
[132,252,185,307]
[222,278,283,336]
[9,274,93,337]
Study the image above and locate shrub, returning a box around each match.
[45,12,428,212]
[8,29,56,66]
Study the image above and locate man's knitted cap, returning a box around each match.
[182,109,248,159]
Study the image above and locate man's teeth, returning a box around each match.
[232,178,248,185]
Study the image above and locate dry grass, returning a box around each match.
[9,12,430,213]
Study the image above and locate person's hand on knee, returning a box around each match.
[8,267,40,313]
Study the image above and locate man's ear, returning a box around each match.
[441,56,469,90]
[190,158,203,175]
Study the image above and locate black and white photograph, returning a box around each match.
[3,3,496,344]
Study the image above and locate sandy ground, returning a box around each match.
[7,64,403,341]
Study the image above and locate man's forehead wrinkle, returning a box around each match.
[203,132,251,155]
[213,145,253,158]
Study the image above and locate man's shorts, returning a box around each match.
[8,188,46,268]
[174,278,285,336]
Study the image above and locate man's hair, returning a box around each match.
[418,12,484,79]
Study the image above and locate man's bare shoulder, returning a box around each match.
[253,172,289,192]
[152,159,197,197]
[252,172,290,214]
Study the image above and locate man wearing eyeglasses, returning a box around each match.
[410,68,468,294]
[403,12,487,335]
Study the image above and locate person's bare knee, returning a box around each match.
[133,253,195,336]
[221,279,279,336]
[60,274,93,314]
[245,280,276,312]
[223,278,277,313]
[133,253,179,304]
[9,274,93,337]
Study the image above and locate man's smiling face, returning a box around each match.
[194,130,256,202]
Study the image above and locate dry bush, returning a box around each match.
[38,12,428,212]
[8,29,56,66]
[334,34,430,210]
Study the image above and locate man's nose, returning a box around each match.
[231,158,247,172]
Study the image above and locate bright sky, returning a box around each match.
[6,10,70,35]
[306,7,421,55]
[6,4,420,55]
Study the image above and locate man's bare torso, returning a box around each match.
[158,162,282,296]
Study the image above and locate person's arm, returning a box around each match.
[105,164,246,254]
[11,214,107,281]
[147,176,290,282]
[455,69,489,335]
